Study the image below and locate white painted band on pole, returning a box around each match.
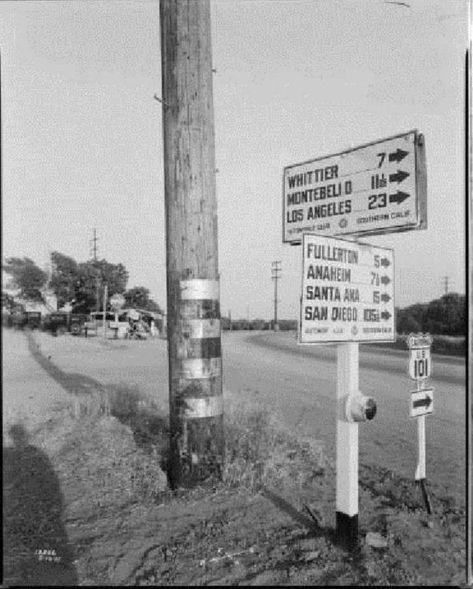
[179,357,222,379]
[180,279,219,300]
[180,318,221,339]
[181,395,223,419]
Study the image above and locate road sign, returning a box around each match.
[410,388,434,418]
[409,347,432,380]
[299,233,395,343]
[110,293,125,311]
[283,130,427,244]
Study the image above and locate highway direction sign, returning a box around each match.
[410,388,434,418]
[283,130,427,244]
[409,346,432,380]
[299,233,395,343]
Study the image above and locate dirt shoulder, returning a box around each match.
[2,329,467,586]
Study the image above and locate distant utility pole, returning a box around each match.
[90,228,100,311]
[90,228,98,261]
[160,0,224,488]
[102,284,108,339]
[271,261,281,331]
[443,276,448,294]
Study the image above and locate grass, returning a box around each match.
[223,398,328,492]
[53,386,328,502]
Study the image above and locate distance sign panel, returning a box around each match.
[299,233,395,344]
[283,130,427,244]
[408,347,432,380]
[409,388,434,418]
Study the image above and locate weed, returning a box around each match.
[223,400,326,492]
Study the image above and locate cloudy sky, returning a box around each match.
[1,0,468,319]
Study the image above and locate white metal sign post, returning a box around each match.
[286,131,426,550]
[283,130,426,244]
[336,341,360,549]
[407,333,433,513]
[300,233,390,548]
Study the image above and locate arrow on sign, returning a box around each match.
[389,190,410,204]
[389,148,409,163]
[381,293,391,303]
[380,275,391,285]
[380,257,390,267]
[381,310,391,320]
[389,170,410,184]
[413,396,432,409]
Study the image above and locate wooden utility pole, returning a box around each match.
[90,228,100,312]
[102,284,108,339]
[160,0,224,488]
[271,261,281,330]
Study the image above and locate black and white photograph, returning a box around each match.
[1,0,470,585]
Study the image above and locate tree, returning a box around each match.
[124,286,162,313]
[425,293,465,335]
[93,259,129,299]
[47,252,130,314]
[49,252,79,309]
[74,259,129,314]
[73,262,100,314]
[3,257,47,302]
[396,293,466,336]
[1,292,16,312]
[396,306,422,334]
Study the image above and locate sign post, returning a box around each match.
[285,131,427,550]
[336,341,360,549]
[300,233,391,548]
[407,333,433,513]
[110,294,125,339]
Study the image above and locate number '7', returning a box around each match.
[377,152,386,168]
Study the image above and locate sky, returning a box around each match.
[1,0,469,320]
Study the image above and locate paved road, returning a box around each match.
[222,331,466,504]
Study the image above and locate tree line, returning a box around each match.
[2,253,162,315]
[224,293,466,336]
[395,293,466,336]
[2,254,466,335]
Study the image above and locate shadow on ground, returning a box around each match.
[262,487,334,540]
[25,331,170,468]
[3,424,78,586]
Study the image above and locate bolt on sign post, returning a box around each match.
[160,0,224,488]
[285,132,427,550]
[407,333,434,512]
